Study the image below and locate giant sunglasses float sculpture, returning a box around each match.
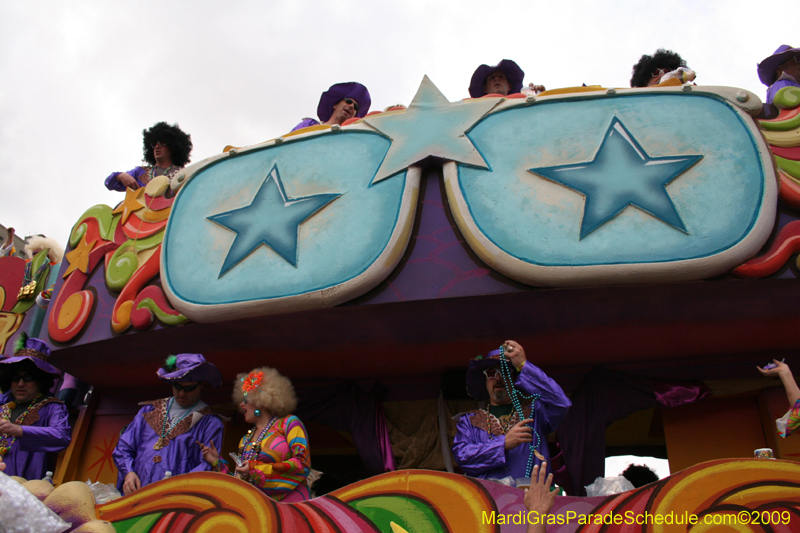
[161,77,774,322]
[47,76,777,334]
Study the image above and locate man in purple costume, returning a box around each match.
[113,353,225,495]
[453,340,570,482]
[104,122,193,191]
[758,45,800,105]
[0,334,71,480]
[291,82,371,132]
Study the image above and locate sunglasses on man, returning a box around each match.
[172,382,201,393]
[483,368,518,380]
[11,374,36,383]
[343,98,359,114]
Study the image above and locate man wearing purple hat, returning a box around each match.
[759,45,800,105]
[452,340,570,482]
[291,81,372,132]
[469,60,543,98]
[0,334,71,480]
[113,353,225,494]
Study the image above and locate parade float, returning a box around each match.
[3,78,800,531]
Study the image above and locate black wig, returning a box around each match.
[630,49,687,88]
[621,463,659,488]
[0,359,55,395]
[142,122,193,167]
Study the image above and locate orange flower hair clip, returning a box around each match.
[241,371,264,396]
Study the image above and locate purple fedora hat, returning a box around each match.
[157,353,222,387]
[469,59,525,98]
[466,347,517,400]
[317,82,372,122]
[758,45,800,86]
[0,333,61,376]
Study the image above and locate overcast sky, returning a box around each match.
[1,0,795,247]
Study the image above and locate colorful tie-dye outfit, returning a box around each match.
[223,414,311,501]
[777,399,800,438]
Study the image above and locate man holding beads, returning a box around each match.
[452,340,570,482]
[113,353,225,494]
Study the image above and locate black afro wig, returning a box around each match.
[142,122,193,167]
[630,49,687,88]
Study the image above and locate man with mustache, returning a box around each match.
[452,340,570,483]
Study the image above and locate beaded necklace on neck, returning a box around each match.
[0,394,43,456]
[497,345,541,478]
[153,397,200,450]
[146,164,174,185]
[241,415,278,461]
[485,405,517,436]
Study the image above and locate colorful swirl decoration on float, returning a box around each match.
[734,86,800,278]
[48,177,187,343]
[94,459,800,533]
[97,470,499,533]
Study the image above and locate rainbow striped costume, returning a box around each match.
[224,415,311,501]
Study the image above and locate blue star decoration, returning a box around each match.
[208,164,340,275]
[529,117,703,239]
[365,75,499,183]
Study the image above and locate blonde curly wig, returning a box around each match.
[232,366,297,417]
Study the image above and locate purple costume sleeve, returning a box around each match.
[767,78,800,104]
[18,403,71,452]
[291,118,320,132]
[452,362,570,480]
[452,416,508,476]
[113,405,152,479]
[105,166,147,192]
[516,361,572,434]
[2,395,71,480]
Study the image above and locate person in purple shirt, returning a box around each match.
[291,82,372,132]
[0,334,71,480]
[758,45,800,105]
[452,340,570,482]
[104,122,193,191]
[113,353,225,495]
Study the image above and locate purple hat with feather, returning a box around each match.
[0,333,61,376]
[317,82,371,122]
[469,59,525,98]
[758,45,800,86]
[157,353,222,387]
[466,347,515,400]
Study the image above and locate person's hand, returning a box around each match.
[123,472,142,495]
[117,172,139,189]
[524,462,556,515]
[196,439,220,468]
[528,83,546,94]
[2,227,14,247]
[234,462,250,479]
[0,456,6,472]
[758,359,791,378]
[0,420,23,437]
[505,419,534,450]
[503,340,527,370]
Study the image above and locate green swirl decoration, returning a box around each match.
[135,298,189,326]
[69,204,118,248]
[105,244,138,292]
[774,86,800,110]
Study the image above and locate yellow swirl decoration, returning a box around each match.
[96,472,278,530]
